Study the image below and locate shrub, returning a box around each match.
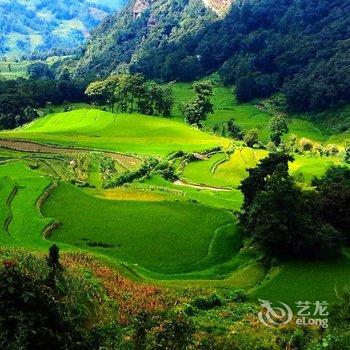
[192,293,223,310]
[227,289,247,303]
[313,143,323,155]
[266,141,276,152]
[156,161,179,181]
[111,158,158,187]
[299,137,313,152]
[28,163,39,169]
[324,144,339,156]
[244,129,259,147]
[0,249,120,349]
[182,303,197,316]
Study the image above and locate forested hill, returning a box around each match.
[76,0,350,113]
[0,0,126,59]
[76,0,218,79]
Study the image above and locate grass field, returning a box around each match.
[181,147,342,190]
[172,82,331,143]
[0,161,53,249]
[43,182,238,275]
[0,61,28,79]
[1,109,230,156]
[251,257,350,305]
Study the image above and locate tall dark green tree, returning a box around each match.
[312,166,350,242]
[269,116,289,147]
[182,81,213,127]
[239,152,294,215]
[243,165,341,259]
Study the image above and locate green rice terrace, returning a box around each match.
[0,84,349,306]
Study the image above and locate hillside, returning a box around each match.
[0,0,126,59]
[75,0,350,115]
[2,108,229,156]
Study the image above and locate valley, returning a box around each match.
[0,0,349,348]
[0,84,348,294]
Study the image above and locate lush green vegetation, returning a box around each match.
[0,72,348,348]
[3,249,349,349]
[0,0,349,346]
[76,0,350,115]
[43,182,237,275]
[0,61,28,79]
[0,0,123,59]
[0,74,88,129]
[1,108,229,156]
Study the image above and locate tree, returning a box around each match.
[289,134,297,152]
[269,115,288,146]
[27,63,54,80]
[23,106,38,122]
[182,81,213,127]
[46,244,63,288]
[244,166,341,259]
[243,129,258,147]
[344,145,350,163]
[239,152,294,215]
[312,166,350,241]
[85,76,119,111]
[299,137,313,152]
[227,119,243,139]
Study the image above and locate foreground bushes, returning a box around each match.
[0,248,348,349]
[0,248,120,349]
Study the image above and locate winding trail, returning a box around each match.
[173,179,232,192]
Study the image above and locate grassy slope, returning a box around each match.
[0,161,53,249]
[0,61,28,79]
[0,82,348,303]
[251,257,350,305]
[172,83,330,143]
[1,109,229,157]
[0,156,241,278]
[42,181,237,275]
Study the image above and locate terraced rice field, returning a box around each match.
[0,86,348,301]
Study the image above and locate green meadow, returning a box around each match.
[2,108,230,156]
[172,82,331,143]
[0,61,28,79]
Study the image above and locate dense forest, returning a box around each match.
[0,0,123,59]
[76,0,350,113]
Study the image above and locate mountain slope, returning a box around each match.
[0,0,126,59]
[76,0,350,115]
[75,0,220,78]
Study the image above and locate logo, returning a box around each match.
[258,299,329,328]
[258,299,293,327]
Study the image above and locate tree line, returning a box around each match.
[85,74,173,117]
[0,63,88,129]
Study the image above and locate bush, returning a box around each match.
[299,137,313,152]
[182,303,197,316]
[227,289,247,303]
[244,129,259,147]
[324,144,339,156]
[0,248,120,350]
[192,293,223,310]
[111,158,158,187]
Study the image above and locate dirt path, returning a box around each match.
[0,138,142,169]
[173,180,232,192]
